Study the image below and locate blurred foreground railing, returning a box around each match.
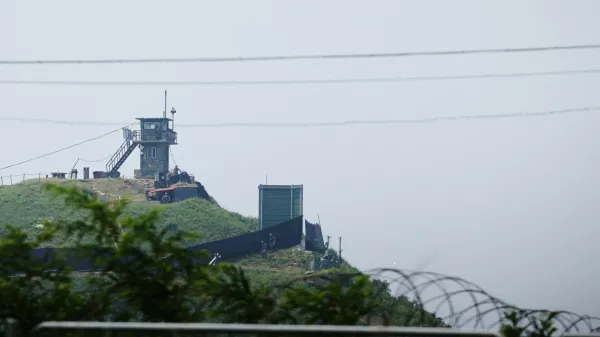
[4,320,600,337]
[30,321,502,337]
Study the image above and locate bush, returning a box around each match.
[0,184,447,336]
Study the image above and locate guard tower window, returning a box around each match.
[148,147,157,159]
[144,122,158,130]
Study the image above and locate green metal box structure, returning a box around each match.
[258,185,303,230]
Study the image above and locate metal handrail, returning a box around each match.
[105,130,139,173]
[139,129,177,143]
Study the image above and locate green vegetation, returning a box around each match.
[0,183,449,335]
[0,179,253,246]
[0,179,338,288]
[500,311,559,337]
[0,180,562,337]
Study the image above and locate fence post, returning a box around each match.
[23,174,25,183]
[39,173,41,182]
[1,176,3,187]
[9,175,12,185]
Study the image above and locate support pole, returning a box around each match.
[69,158,79,179]
[164,90,167,118]
[338,236,343,265]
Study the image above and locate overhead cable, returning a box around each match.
[0,107,595,171]
[176,107,599,128]
[0,123,136,171]
[0,117,125,126]
[0,107,597,129]
[2,43,600,65]
[79,154,114,163]
[3,68,600,86]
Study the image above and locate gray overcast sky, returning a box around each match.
[1,0,599,317]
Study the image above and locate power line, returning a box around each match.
[3,68,600,86]
[79,154,114,163]
[0,107,596,129]
[0,107,595,171]
[0,117,124,126]
[0,123,135,171]
[2,43,600,65]
[175,107,599,128]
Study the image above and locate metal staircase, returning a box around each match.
[106,129,138,178]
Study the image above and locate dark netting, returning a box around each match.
[188,229,263,264]
[45,247,115,272]
[314,223,326,251]
[25,216,305,271]
[304,220,316,251]
[305,220,326,252]
[188,216,303,264]
[268,215,303,250]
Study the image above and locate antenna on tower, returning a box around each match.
[338,236,342,265]
[171,107,176,130]
[163,90,167,118]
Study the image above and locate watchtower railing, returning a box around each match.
[139,129,177,143]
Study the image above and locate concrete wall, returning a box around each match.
[139,144,169,177]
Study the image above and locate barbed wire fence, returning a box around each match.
[299,269,600,335]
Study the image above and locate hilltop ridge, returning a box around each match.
[0,179,253,245]
[0,178,449,326]
[0,178,315,279]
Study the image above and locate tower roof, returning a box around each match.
[136,117,173,121]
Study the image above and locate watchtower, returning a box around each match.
[104,94,177,179]
[136,113,177,179]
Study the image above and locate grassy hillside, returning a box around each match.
[0,178,317,278]
[0,178,255,247]
[0,178,448,327]
[0,178,358,282]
